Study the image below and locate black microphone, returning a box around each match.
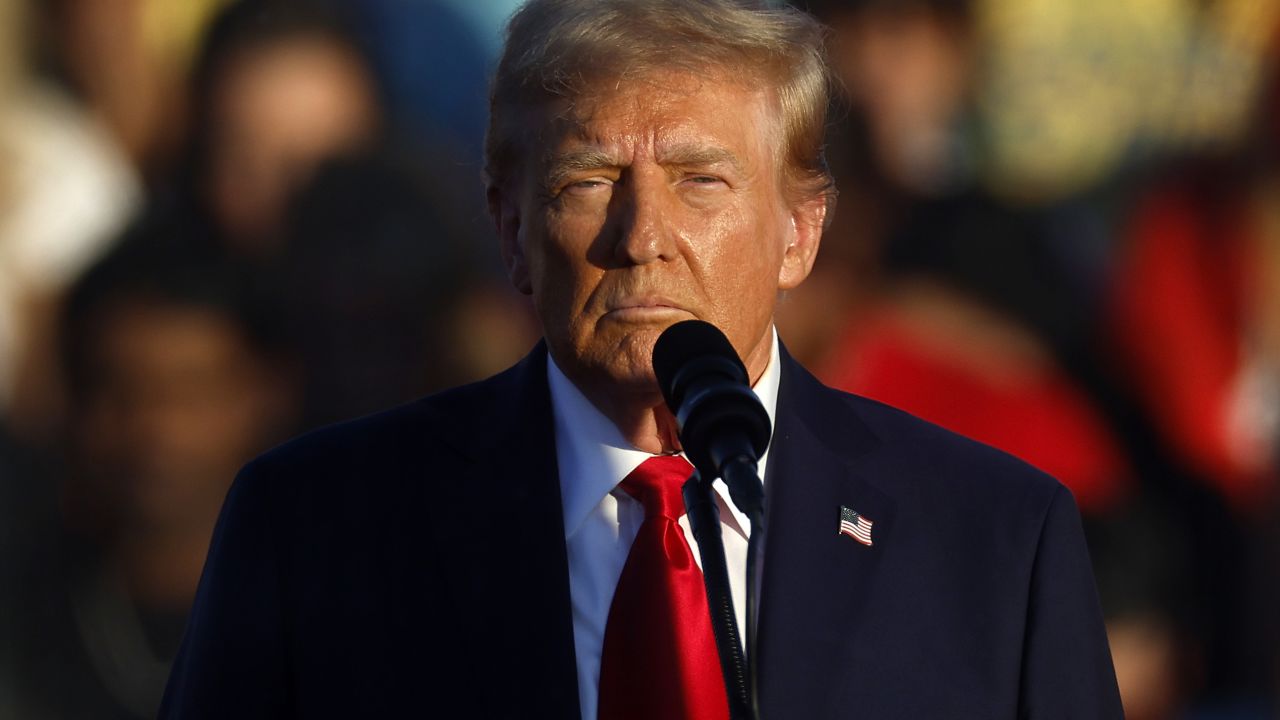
[652,320,770,517]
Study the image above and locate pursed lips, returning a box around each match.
[601,296,691,322]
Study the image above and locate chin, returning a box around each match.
[585,351,662,398]
[594,353,658,390]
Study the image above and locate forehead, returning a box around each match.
[531,72,781,169]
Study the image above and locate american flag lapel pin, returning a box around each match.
[838,505,874,547]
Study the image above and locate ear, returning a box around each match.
[488,184,532,295]
[777,193,828,291]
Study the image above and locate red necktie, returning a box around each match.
[597,455,730,720]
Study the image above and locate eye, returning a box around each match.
[682,174,726,188]
[561,177,615,196]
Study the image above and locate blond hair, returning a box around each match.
[485,0,834,204]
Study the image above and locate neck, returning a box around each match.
[575,380,682,455]
[739,327,775,389]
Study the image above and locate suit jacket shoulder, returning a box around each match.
[757,353,1122,719]
[240,351,532,494]
[161,346,583,719]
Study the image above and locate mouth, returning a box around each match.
[602,297,692,323]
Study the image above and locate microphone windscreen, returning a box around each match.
[652,320,747,411]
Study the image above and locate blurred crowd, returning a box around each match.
[0,0,1277,718]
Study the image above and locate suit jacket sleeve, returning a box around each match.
[160,460,291,719]
[1019,485,1123,719]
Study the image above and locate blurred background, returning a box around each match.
[0,0,1276,717]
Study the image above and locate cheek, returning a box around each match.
[686,205,787,332]
[695,206,786,290]
[523,216,604,319]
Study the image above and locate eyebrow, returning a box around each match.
[542,149,621,191]
[541,144,747,191]
[656,144,746,177]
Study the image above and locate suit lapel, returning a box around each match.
[425,346,581,718]
[758,350,895,718]
[415,345,892,717]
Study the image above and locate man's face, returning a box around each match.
[495,72,823,399]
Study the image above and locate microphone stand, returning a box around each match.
[683,467,763,720]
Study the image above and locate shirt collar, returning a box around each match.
[549,328,781,539]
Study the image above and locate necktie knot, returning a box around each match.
[619,455,693,520]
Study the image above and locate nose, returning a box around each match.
[613,171,678,266]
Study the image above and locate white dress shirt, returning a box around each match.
[548,331,780,720]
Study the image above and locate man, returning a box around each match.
[161,1,1123,718]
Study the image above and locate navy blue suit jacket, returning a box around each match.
[160,345,1122,718]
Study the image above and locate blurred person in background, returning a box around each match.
[1109,121,1280,518]
[272,147,538,429]
[1104,62,1280,716]
[35,0,230,180]
[170,0,538,423]
[0,0,141,441]
[182,0,381,260]
[6,224,296,719]
[6,0,534,712]
[779,0,979,366]
[171,0,501,265]
[179,0,536,424]
[29,0,520,194]
[314,0,495,164]
[795,0,1135,523]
